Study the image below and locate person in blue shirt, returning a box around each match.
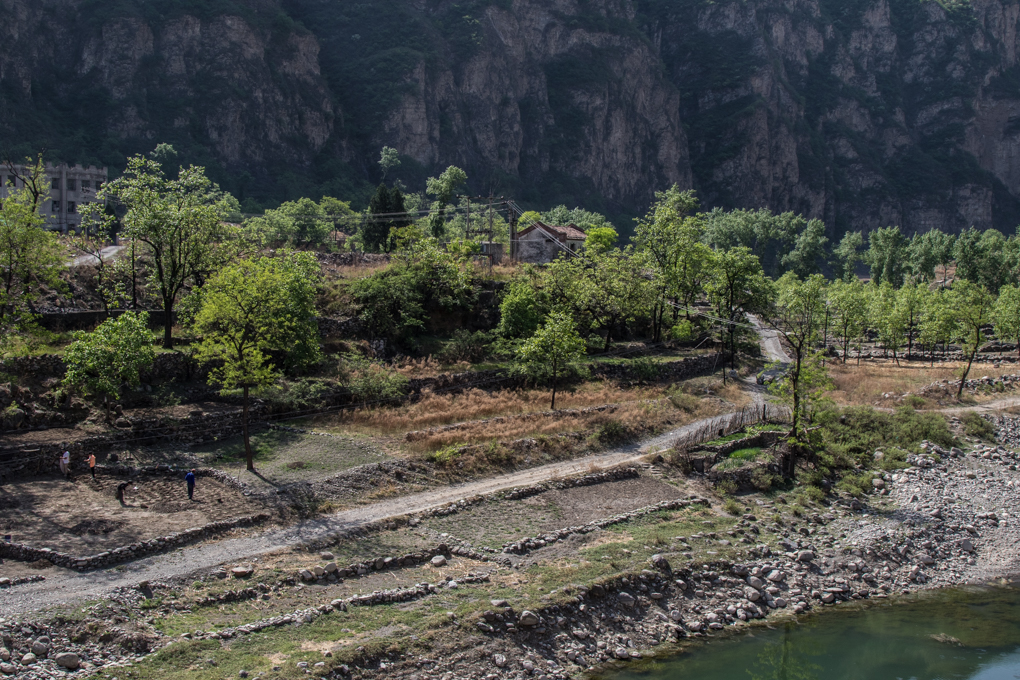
[185,469,196,500]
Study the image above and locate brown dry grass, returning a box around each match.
[311,383,670,439]
[404,398,717,453]
[391,356,472,378]
[827,360,963,406]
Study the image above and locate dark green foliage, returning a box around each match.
[364,184,406,251]
[810,406,956,473]
[437,329,494,364]
[960,412,996,441]
[346,243,477,347]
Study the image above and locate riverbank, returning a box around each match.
[1,413,1018,680]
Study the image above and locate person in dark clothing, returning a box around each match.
[186,469,196,500]
[116,481,130,505]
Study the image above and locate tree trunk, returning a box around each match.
[243,384,255,471]
[131,241,138,309]
[957,331,978,399]
[730,323,737,373]
[550,358,558,410]
[162,297,174,349]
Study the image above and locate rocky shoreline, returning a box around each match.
[2,419,1019,679]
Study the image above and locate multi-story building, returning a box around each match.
[0,163,108,233]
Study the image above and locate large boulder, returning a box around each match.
[54,653,80,670]
[518,611,540,626]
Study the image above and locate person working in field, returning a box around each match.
[186,469,196,501]
[88,453,97,480]
[58,450,70,479]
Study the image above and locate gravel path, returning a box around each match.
[748,313,791,364]
[1,413,744,617]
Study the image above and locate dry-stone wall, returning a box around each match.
[0,511,270,571]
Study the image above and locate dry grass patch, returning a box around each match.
[827,360,962,405]
[407,398,717,453]
[310,383,670,438]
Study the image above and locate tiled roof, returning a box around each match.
[518,221,587,241]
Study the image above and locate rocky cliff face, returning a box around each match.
[375,0,690,208]
[638,0,1020,234]
[0,0,335,191]
[3,0,1020,234]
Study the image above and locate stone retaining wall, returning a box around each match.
[502,496,707,554]
[0,512,270,571]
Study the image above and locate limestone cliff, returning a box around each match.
[0,0,335,194]
[4,0,1020,234]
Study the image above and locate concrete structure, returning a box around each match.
[515,221,586,263]
[0,163,108,233]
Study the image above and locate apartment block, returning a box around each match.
[0,163,109,232]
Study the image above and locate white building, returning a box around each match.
[0,163,108,233]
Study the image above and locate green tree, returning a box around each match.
[497,268,548,338]
[827,278,868,363]
[426,166,467,239]
[907,230,954,282]
[543,205,613,231]
[948,281,995,398]
[633,185,711,339]
[63,312,155,420]
[919,288,957,364]
[831,231,863,281]
[952,228,1016,293]
[868,282,905,364]
[379,146,401,180]
[0,158,63,342]
[865,226,907,287]
[706,246,772,375]
[896,281,930,358]
[546,248,652,351]
[994,284,1020,361]
[365,184,406,252]
[516,310,586,409]
[767,273,828,440]
[245,197,331,246]
[194,253,321,469]
[103,154,229,348]
[349,237,475,345]
[320,196,354,246]
[584,226,618,253]
[703,208,807,278]
[781,218,828,278]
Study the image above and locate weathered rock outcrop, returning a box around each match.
[0,0,335,179]
[5,0,1020,233]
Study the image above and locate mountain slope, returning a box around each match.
[3,0,1020,235]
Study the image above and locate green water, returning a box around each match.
[606,586,1020,680]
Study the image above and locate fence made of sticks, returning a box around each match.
[671,403,792,452]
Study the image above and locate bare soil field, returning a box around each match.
[423,476,687,549]
[0,471,264,557]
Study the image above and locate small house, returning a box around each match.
[515,222,586,263]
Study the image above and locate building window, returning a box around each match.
[81,180,91,191]
[68,201,76,214]
[51,178,60,190]
[52,201,61,213]
[67,179,76,192]
[4,176,13,187]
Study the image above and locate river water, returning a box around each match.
[604,586,1020,680]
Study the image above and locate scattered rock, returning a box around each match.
[430,555,448,567]
[54,653,79,670]
[519,611,540,626]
